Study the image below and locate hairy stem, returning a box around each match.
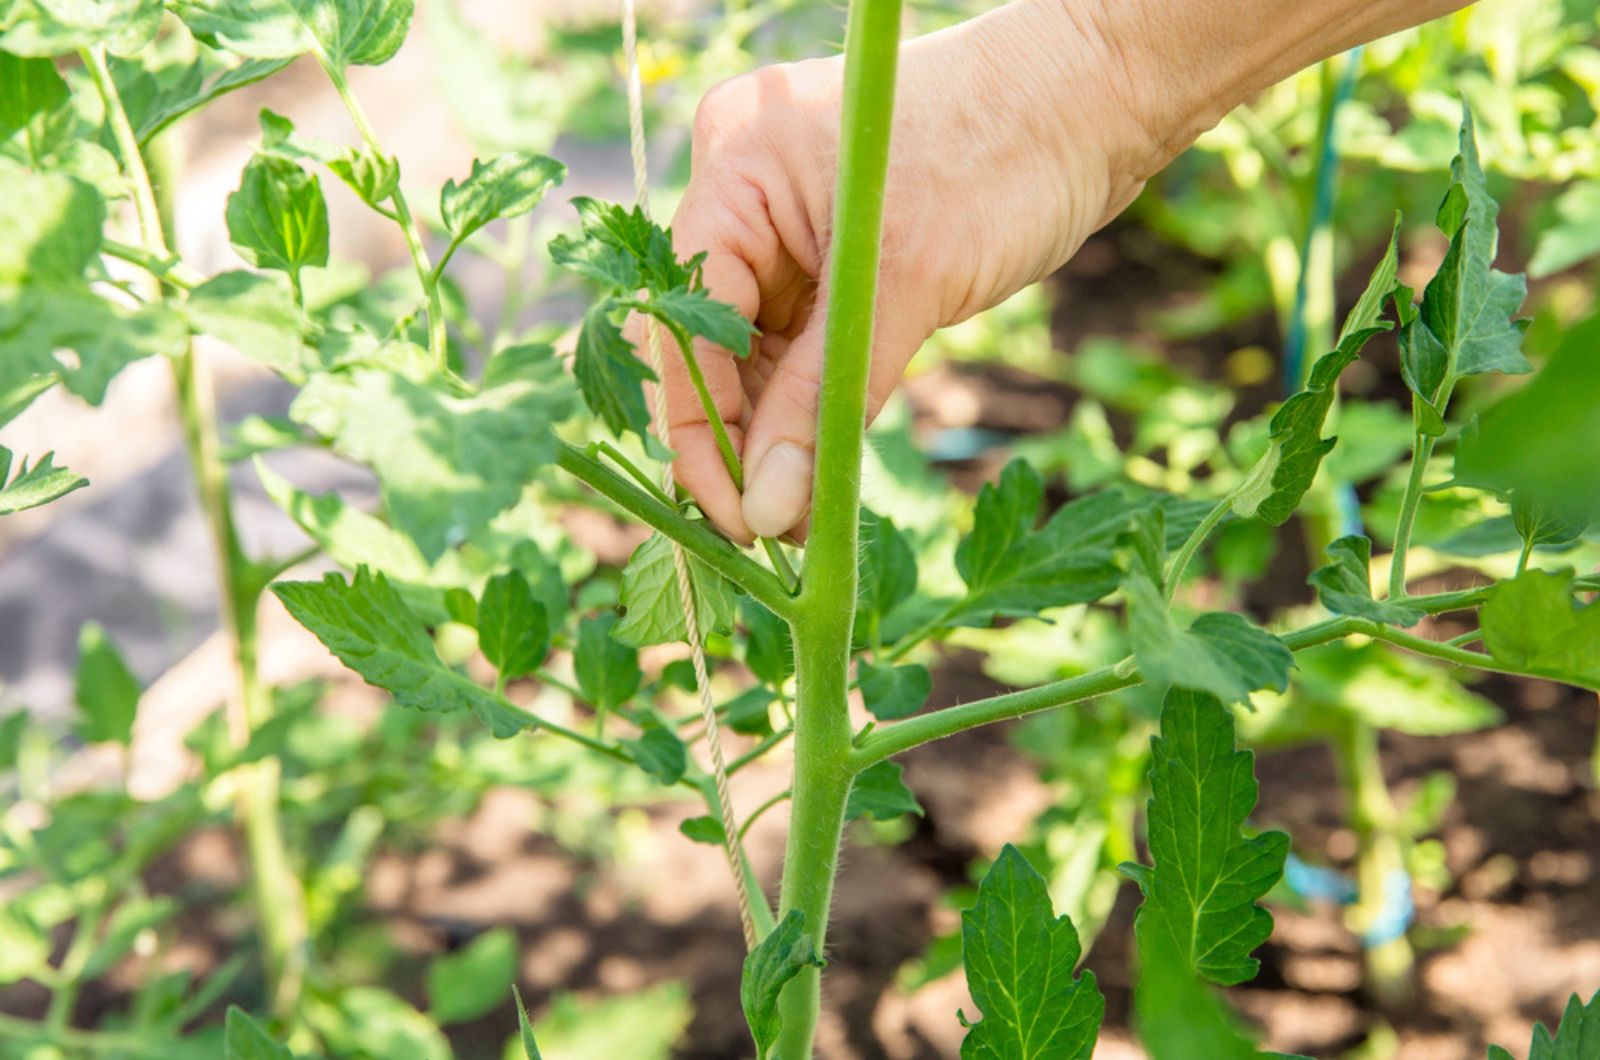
[773,0,903,1050]
[321,63,448,369]
[1388,431,1436,599]
[1164,497,1232,601]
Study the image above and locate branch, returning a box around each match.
[555,442,797,619]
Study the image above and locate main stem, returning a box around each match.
[773,0,902,1053]
[85,46,308,1022]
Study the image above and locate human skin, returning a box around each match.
[661,0,1474,543]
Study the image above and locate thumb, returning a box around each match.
[740,295,929,539]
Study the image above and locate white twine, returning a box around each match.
[620,0,759,951]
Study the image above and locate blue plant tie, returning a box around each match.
[1284,851,1358,904]
[1360,867,1416,948]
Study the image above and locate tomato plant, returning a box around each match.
[3,0,1600,1056]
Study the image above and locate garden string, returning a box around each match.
[620,0,759,951]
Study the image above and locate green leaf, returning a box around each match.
[678,815,726,845]
[1481,569,1600,690]
[1528,181,1600,278]
[1122,688,1288,985]
[1,285,186,404]
[0,0,160,56]
[574,614,641,712]
[0,163,103,285]
[183,270,305,375]
[0,446,86,514]
[1125,573,1292,707]
[646,287,755,357]
[951,461,1171,625]
[1511,492,1589,553]
[572,299,656,439]
[844,760,923,821]
[223,1006,292,1060]
[170,0,414,67]
[533,982,689,1059]
[125,56,293,147]
[857,660,931,721]
[0,905,50,985]
[257,460,432,585]
[741,910,824,1060]
[273,569,530,737]
[1488,988,1600,1060]
[440,152,565,243]
[1133,917,1261,1060]
[83,895,178,978]
[513,985,543,1059]
[329,146,399,209]
[427,927,517,1025]
[290,355,571,561]
[959,844,1104,1060]
[742,598,793,687]
[1455,311,1600,528]
[1308,536,1422,626]
[477,572,549,681]
[1416,108,1530,382]
[723,686,775,737]
[0,711,26,771]
[856,508,916,642]
[74,622,140,746]
[621,723,687,785]
[550,197,686,293]
[226,153,329,277]
[0,51,69,160]
[614,532,734,647]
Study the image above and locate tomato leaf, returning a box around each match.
[614,531,735,647]
[845,760,923,822]
[0,0,160,57]
[1488,987,1600,1060]
[857,660,931,721]
[427,927,517,1025]
[183,270,306,376]
[514,985,543,1060]
[74,622,140,746]
[441,152,564,243]
[170,0,414,68]
[273,568,530,737]
[644,287,755,358]
[1481,569,1600,690]
[741,910,824,1060]
[1122,688,1288,985]
[1308,535,1422,626]
[0,446,87,514]
[574,614,641,713]
[225,153,329,278]
[477,572,550,681]
[572,299,656,439]
[960,844,1104,1059]
[223,1006,292,1060]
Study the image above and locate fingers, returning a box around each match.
[653,217,762,544]
[740,293,930,539]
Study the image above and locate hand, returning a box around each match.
[658,0,1153,544]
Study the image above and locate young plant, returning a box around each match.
[5,0,1599,1055]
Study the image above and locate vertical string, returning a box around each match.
[620,0,758,950]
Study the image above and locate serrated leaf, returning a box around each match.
[574,613,640,712]
[226,153,329,277]
[646,287,755,357]
[614,532,734,647]
[223,1006,292,1060]
[0,0,160,56]
[959,844,1103,1060]
[741,910,824,1060]
[290,357,571,561]
[1481,569,1600,690]
[0,446,86,514]
[621,723,687,785]
[857,660,930,721]
[572,299,655,439]
[441,152,564,243]
[1123,688,1288,985]
[170,0,414,67]
[845,760,923,821]
[329,145,399,208]
[1488,988,1600,1060]
[856,508,916,643]
[477,572,549,681]
[74,622,140,746]
[1308,536,1422,626]
[183,270,305,375]
[273,568,530,737]
[427,927,516,1025]
[1125,570,1291,707]
[951,460,1174,626]
[550,197,687,292]
[514,985,543,1060]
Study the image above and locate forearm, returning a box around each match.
[1080,0,1474,178]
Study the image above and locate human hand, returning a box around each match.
[658,0,1154,544]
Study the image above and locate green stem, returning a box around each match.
[321,63,448,368]
[43,896,109,1036]
[773,0,903,1051]
[100,238,203,289]
[594,440,678,506]
[739,788,792,841]
[1515,536,1535,577]
[1164,497,1231,601]
[1388,431,1436,599]
[728,725,793,776]
[557,442,795,617]
[85,48,310,1023]
[0,1012,166,1056]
